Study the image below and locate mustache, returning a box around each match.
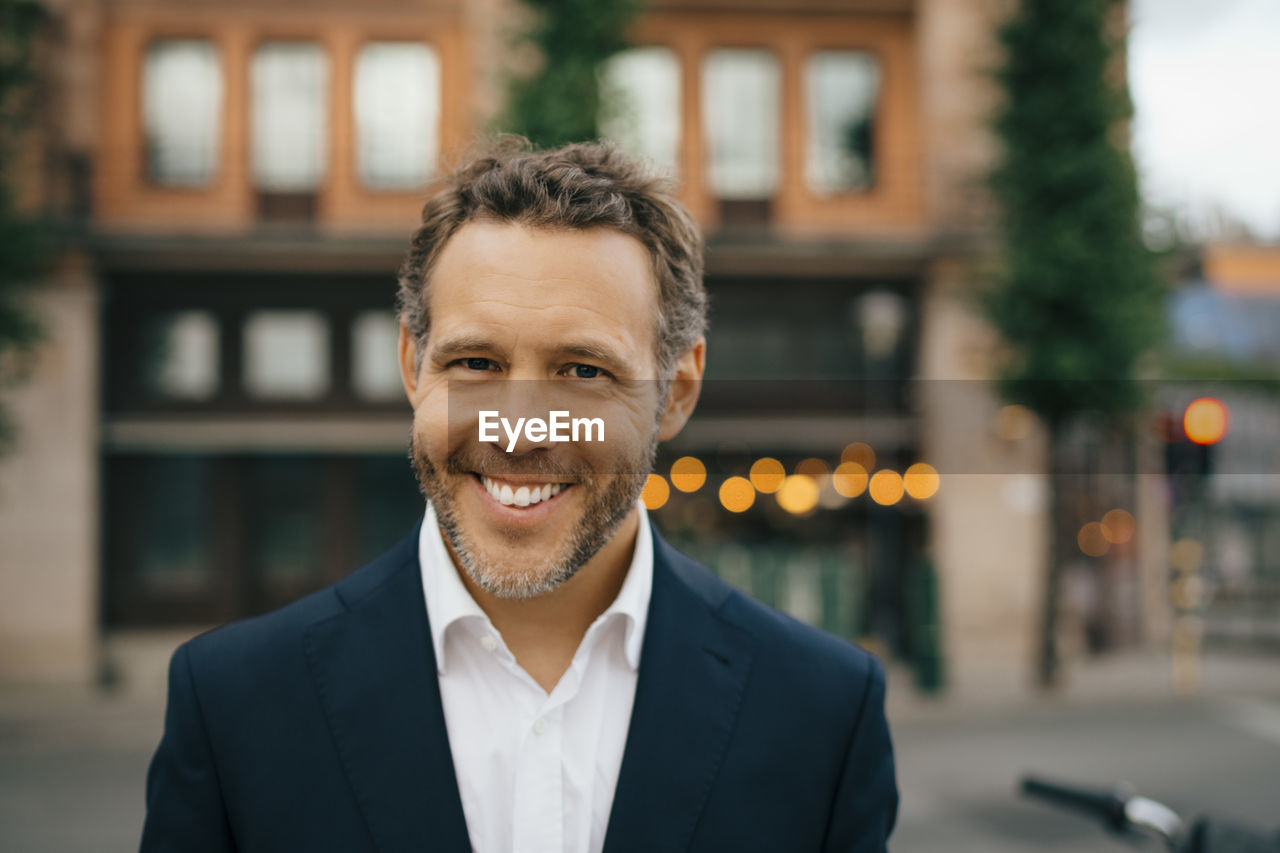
[445,447,596,482]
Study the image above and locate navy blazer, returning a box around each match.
[141,521,897,852]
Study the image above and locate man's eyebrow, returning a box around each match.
[553,342,630,373]
[429,335,499,362]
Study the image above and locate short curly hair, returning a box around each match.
[396,138,707,376]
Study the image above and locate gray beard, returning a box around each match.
[409,430,657,599]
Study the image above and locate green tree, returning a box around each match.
[0,0,47,453]
[499,0,642,147]
[985,0,1165,686]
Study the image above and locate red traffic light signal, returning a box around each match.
[1183,398,1228,446]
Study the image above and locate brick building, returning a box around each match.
[1,0,1081,695]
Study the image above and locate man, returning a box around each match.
[141,141,897,853]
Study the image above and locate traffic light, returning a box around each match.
[1183,397,1229,446]
[1160,398,1227,500]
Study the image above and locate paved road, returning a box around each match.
[894,695,1280,851]
[2,688,1278,851]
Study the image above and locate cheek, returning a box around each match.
[589,400,660,474]
[413,382,455,460]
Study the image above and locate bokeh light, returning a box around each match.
[832,462,869,498]
[1183,397,1228,445]
[868,470,904,506]
[995,404,1034,441]
[670,456,707,492]
[718,476,755,513]
[840,441,876,470]
[776,474,819,515]
[641,473,669,510]
[749,457,786,493]
[818,479,849,509]
[903,462,940,500]
[795,457,830,479]
[1169,538,1203,575]
[1171,576,1205,610]
[1101,508,1135,544]
[1077,522,1110,557]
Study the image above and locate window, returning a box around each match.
[133,457,216,595]
[143,40,222,186]
[702,49,780,201]
[104,453,427,626]
[354,43,441,189]
[249,457,327,601]
[251,43,329,192]
[600,46,681,175]
[243,310,330,399]
[140,310,220,400]
[806,51,880,195]
[351,311,403,400]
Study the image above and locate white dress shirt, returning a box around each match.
[418,502,653,853]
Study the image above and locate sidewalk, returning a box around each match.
[2,649,1277,853]
[885,647,1280,723]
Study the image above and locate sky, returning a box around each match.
[1128,0,1280,241]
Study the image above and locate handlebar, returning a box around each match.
[1019,774,1280,852]
[1020,775,1183,843]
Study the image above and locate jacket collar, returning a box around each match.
[418,503,655,675]
[305,519,755,853]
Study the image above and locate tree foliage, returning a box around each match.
[986,0,1165,686]
[986,0,1164,427]
[499,0,642,147]
[0,0,47,453]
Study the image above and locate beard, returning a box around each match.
[409,427,657,599]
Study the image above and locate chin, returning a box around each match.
[459,551,576,600]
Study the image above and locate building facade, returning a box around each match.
[1,0,1062,695]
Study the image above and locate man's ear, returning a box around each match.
[398,320,422,401]
[657,338,705,442]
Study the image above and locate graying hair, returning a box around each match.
[396,137,707,376]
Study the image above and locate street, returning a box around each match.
[2,668,1278,852]
[893,695,1280,851]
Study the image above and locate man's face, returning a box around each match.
[400,222,667,599]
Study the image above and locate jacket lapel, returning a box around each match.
[304,525,472,853]
[603,531,757,853]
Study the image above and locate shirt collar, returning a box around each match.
[418,502,654,674]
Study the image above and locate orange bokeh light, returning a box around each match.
[641,474,670,510]
[776,474,819,515]
[1078,522,1110,557]
[868,470,904,506]
[670,456,707,492]
[903,463,940,500]
[1101,509,1136,544]
[1183,398,1228,445]
[840,442,876,470]
[832,462,869,498]
[749,458,786,493]
[719,476,756,513]
[795,457,830,479]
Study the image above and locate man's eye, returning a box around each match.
[463,358,494,371]
[567,363,604,379]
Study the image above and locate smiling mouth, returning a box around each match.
[475,474,571,508]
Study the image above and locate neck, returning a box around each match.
[449,507,640,692]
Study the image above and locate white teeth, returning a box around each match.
[480,476,567,508]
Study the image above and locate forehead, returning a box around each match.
[427,221,658,359]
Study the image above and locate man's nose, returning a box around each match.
[493,381,557,455]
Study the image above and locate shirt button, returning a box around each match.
[480,634,498,652]
[533,718,547,736]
